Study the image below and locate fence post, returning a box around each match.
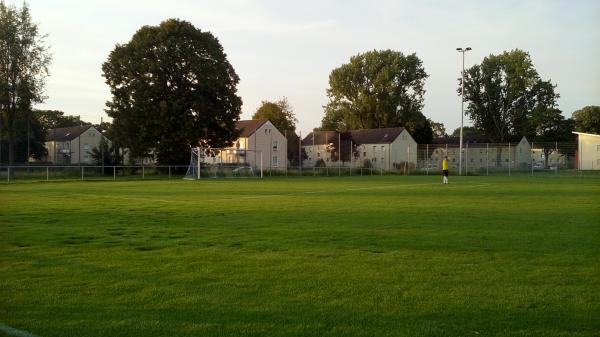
[169,166,171,179]
[46,167,49,181]
[486,143,489,176]
[113,166,116,181]
[508,142,511,176]
[142,165,145,179]
[426,144,429,176]
[531,142,534,176]
[7,167,9,183]
[555,141,558,176]
[81,166,84,180]
[465,142,468,176]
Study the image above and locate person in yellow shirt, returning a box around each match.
[442,155,449,184]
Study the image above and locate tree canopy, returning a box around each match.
[34,110,89,130]
[572,106,600,134]
[320,50,433,143]
[102,19,242,164]
[461,49,565,142]
[252,97,297,134]
[0,1,51,164]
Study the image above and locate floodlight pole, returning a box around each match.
[457,47,471,176]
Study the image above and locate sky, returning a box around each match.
[8,0,600,136]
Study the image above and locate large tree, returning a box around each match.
[102,19,242,164]
[572,106,600,134]
[321,50,432,143]
[461,49,561,142]
[0,2,51,164]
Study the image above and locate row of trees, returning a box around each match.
[2,2,599,165]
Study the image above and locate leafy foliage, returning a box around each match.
[0,2,51,163]
[572,106,600,134]
[461,49,567,142]
[102,19,242,164]
[321,50,433,143]
[89,136,122,166]
[33,110,89,130]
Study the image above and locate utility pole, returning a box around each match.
[456,47,472,176]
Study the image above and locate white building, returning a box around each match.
[430,136,532,172]
[45,125,109,164]
[573,132,600,170]
[302,127,418,170]
[202,119,287,170]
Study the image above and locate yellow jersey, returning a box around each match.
[442,159,448,170]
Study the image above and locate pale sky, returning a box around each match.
[10,0,600,136]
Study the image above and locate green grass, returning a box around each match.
[1,176,599,337]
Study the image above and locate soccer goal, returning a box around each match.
[184,147,263,179]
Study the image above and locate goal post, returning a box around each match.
[184,147,263,179]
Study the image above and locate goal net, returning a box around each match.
[184,147,263,179]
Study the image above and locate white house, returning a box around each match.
[45,125,109,164]
[573,131,600,170]
[430,136,532,172]
[302,127,418,170]
[202,119,287,170]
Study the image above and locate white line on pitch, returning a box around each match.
[0,323,41,337]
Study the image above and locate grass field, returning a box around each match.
[1,176,599,337]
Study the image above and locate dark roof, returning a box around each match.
[301,131,341,146]
[46,125,92,141]
[236,119,268,137]
[348,127,405,144]
[302,127,406,146]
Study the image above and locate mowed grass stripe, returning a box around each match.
[1,176,599,337]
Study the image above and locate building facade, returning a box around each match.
[429,137,532,172]
[45,126,109,164]
[301,127,418,170]
[201,119,287,170]
[573,132,600,170]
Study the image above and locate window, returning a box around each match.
[597,145,600,152]
[272,156,278,167]
[326,158,329,162]
[402,135,407,140]
[83,144,90,151]
[272,140,278,151]
[373,146,376,152]
[373,157,377,162]
[317,152,321,158]
[597,159,600,166]
[363,152,366,157]
[381,157,384,163]
[381,146,384,152]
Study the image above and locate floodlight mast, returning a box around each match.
[456,47,471,176]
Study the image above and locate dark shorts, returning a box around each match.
[443,170,449,177]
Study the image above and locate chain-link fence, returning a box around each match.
[1,141,597,182]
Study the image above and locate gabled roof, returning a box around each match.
[236,119,268,137]
[46,125,92,142]
[301,127,406,146]
[301,131,341,146]
[348,127,405,144]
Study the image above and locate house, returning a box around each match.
[201,119,287,170]
[573,132,600,170]
[45,125,109,164]
[429,136,532,172]
[301,127,418,170]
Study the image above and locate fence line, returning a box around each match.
[1,142,597,183]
